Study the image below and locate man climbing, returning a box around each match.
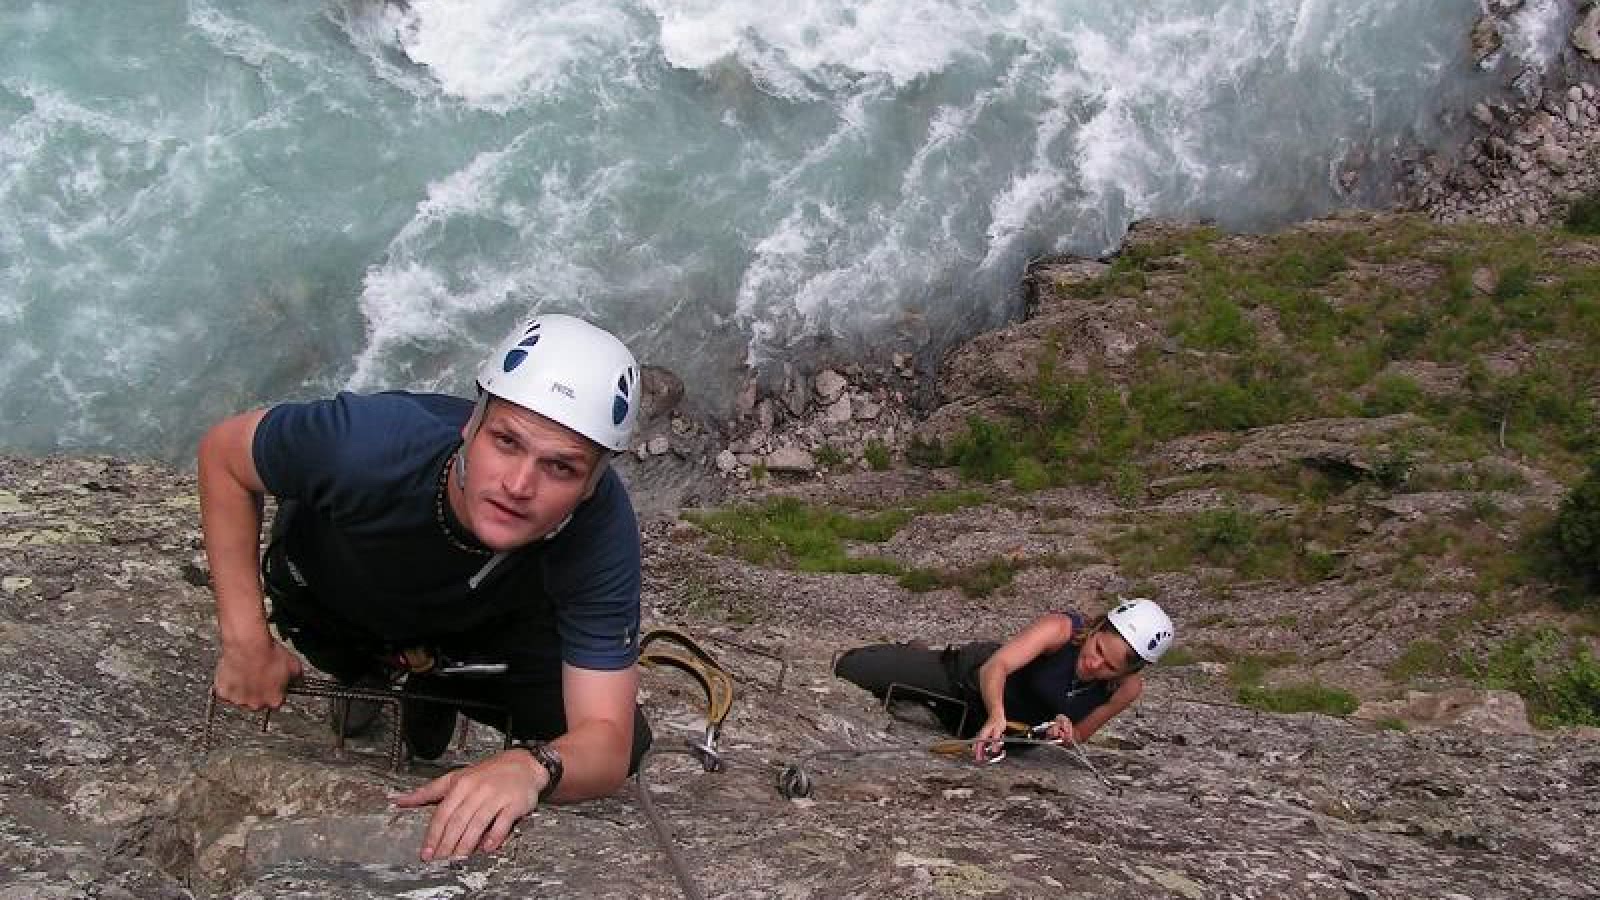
[196,313,649,861]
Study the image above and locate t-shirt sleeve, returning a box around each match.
[544,469,642,671]
[251,392,452,530]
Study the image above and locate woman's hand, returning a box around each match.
[972,717,1008,763]
[1042,715,1076,745]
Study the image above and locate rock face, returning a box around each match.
[1407,5,1600,225]
[5,346,1600,898]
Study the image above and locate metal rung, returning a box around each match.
[202,676,513,771]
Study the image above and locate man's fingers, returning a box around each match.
[481,807,521,853]
[394,771,455,810]
[432,789,495,860]
[456,802,504,859]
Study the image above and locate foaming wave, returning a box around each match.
[188,3,318,71]
[388,0,642,111]
[1504,0,1568,71]
[647,0,1002,95]
[348,142,631,390]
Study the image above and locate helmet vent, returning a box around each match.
[612,366,636,426]
[501,323,543,373]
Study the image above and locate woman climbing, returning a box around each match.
[833,599,1174,762]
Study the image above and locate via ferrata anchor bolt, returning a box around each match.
[777,765,813,800]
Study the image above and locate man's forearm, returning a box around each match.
[544,716,633,802]
[197,420,272,648]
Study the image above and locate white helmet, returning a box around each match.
[476,313,640,452]
[1107,598,1175,664]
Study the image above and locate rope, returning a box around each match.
[634,749,708,900]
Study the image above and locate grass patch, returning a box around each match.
[1102,504,1351,585]
[683,497,907,574]
[898,557,1023,598]
[1226,651,1300,687]
[672,573,761,625]
[917,214,1600,558]
[1385,639,1461,681]
[1236,681,1360,716]
[1160,646,1198,667]
[909,490,991,515]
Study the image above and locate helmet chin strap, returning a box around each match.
[455,392,491,491]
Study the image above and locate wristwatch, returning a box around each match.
[515,740,563,801]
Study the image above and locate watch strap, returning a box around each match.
[516,740,563,801]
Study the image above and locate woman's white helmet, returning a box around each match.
[476,313,640,452]
[1107,598,1175,664]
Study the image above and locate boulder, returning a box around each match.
[1354,688,1534,735]
[813,370,848,403]
[764,445,815,473]
[1575,6,1600,62]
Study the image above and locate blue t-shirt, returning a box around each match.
[253,390,641,673]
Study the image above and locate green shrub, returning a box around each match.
[948,558,1023,597]
[897,558,1023,598]
[1375,717,1410,732]
[1364,374,1424,416]
[1177,295,1256,351]
[1189,508,1259,556]
[1381,314,1431,360]
[1493,262,1535,302]
[1372,443,1414,489]
[1011,456,1052,491]
[815,444,846,469]
[1468,629,1600,727]
[1563,191,1600,235]
[1553,462,1600,588]
[1226,652,1298,686]
[948,417,1017,482]
[1160,647,1197,667]
[898,569,943,592]
[905,435,944,468]
[864,439,891,471]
